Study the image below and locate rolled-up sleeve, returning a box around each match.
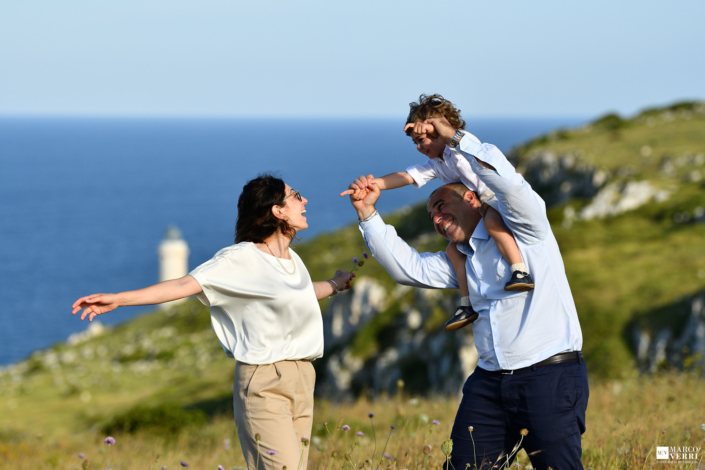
[359,214,458,289]
[456,138,550,244]
[405,161,438,189]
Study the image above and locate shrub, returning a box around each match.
[101,403,207,437]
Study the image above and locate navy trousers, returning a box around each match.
[447,358,589,470]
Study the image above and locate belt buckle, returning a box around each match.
[501,369,514,375]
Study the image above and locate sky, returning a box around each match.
[1,0,703,118]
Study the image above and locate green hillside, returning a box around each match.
[1,101,703,442]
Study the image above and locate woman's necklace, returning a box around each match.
[264,243,296,275]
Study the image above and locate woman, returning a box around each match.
[72,174,354,470]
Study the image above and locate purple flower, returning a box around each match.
[363,251,369,260]
[324,422,328,426]
[342,424,351,431]
[352,256,359,264]
[266,449,278,455]
[77,453,85,459]
[383,453,393,459]
[390,424,395,429]
[180,462,188,467]
[432,420,440,426]
[356,431,364,436]
[218,466,225,470]
[103,436,116,445]
[368,412,374,418]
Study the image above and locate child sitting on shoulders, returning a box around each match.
[352,94,534,332]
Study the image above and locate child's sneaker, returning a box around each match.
[445,305,479,332]
[504,271,535,292]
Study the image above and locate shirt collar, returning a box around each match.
[472,219,489,240]
[456,220,488,255]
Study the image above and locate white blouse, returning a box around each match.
[189,242,323,365]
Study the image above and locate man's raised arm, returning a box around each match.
[345,175,458,290]
[410,118,550,245]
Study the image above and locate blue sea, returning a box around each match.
[0,116,585,365]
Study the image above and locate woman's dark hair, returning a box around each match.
[235,174,296,244]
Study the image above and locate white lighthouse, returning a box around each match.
[158,225,190,309]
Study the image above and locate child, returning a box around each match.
[349,94,534,332]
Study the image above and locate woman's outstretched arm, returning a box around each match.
[72,275,203,322]
[312,270,355,300]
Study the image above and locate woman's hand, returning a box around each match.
[72,294,121,322]
[333,270,355,292]
[313,271,356,300]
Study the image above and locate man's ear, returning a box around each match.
[462,190,477,206]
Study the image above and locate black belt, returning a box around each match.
[489,351,583,375]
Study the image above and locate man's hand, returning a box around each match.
[345,174,380,220]
[403,117,458,146]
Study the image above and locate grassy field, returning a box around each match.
[1,373,704,469]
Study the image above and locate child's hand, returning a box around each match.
[340,177,374,199]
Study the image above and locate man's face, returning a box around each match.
[427,187,482,243]
[410,126,445,159]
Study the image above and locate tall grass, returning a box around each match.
[1,372,703,469]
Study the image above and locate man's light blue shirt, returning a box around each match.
[359,137,583,371]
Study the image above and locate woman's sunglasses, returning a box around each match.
[283,190,302,202]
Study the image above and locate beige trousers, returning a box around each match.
[233,360,315,470]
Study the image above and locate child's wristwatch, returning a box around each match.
[449,129,464,148]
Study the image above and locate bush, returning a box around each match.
[102,403,207,437]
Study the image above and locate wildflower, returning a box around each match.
[356,431,364,436]
[363,251,369,259]
[423,445,432,454]
[342,425,351,431]
[324,422,328,426]
[441,439,453,456]
[383,453,393,460]
[218,466,226,470]
[331,451,338,458]
[432,420,440,426]
[267,449,278,455]
[77,453,85,459]
[352,257,359,264]
[390,425,395,430]
[180,462,189,467]
[520,429,529,436]
[368,412,374,418]
[468,426,474,432]
[301,436,309,446]
[255,433,261,441]
[344,454,352,461]
[104,437,116,445]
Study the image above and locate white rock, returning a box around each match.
[67,321,108,346]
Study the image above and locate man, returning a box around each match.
[346,117,588,470]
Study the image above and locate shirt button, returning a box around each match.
[483,295,487,299]
[479,277,483,281]
[492,322,496,325]
[495,344,499,347]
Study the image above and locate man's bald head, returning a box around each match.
[426,183,483,243]
[428,183,478,207]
